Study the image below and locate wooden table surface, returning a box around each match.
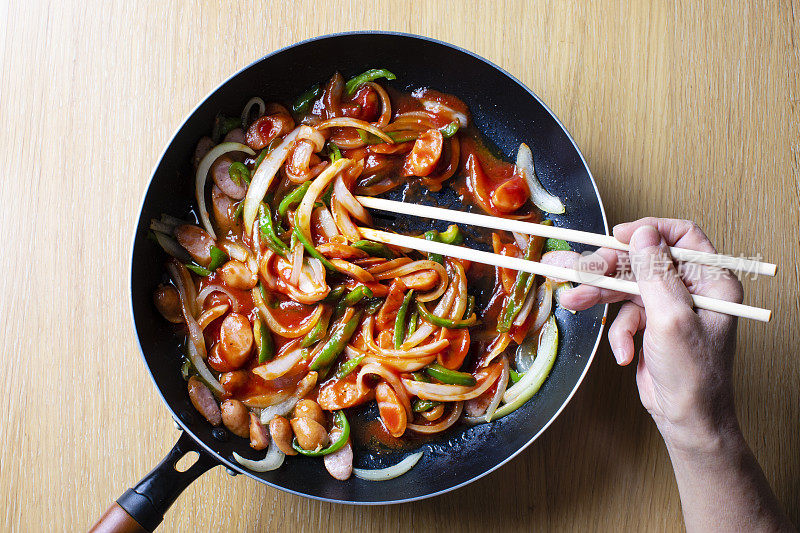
[1,1,797,531]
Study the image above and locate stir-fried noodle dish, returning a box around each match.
[150,69,571,480]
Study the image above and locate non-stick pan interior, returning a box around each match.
[130,32,607,504]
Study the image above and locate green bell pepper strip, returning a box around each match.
[393,290,414,349]
[185,263,211,276]
[292,83,321,115]
[406,308,418,338]
[278,182,310,218]
[440,120,459,138]
[363,298,383,315]
[228,161,251,186]
[351,240,394,259]
[212,115,240,142]
[335,354,365,379]
[259,204,289,256]
[207,246,228,272]
[309,310,362,371]
[291,410,350,456]
[496,236,540,332]
[424,231,445,265]
[336,286,373,312]
[322,286,346,304]
[509,369,524,383]
[232,202,244,220]
[345,68,396,96]
[329,142,342,162]
[425,363,477,386]
[417,301,477,329]
[411,371,430,382]
[412,398,441,412]
[256,318,275,363]
[439,224,463,245]
[544,237,570,252]
[292,212,339,272]
[301,308,331,348]
[462,295,475,321]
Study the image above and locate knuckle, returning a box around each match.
[656,307,696,334]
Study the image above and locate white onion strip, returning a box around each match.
[252,342,304,380]
[516,143,565,214]
[482,357,510,422]
[196,142,255,239]
[401,281,457,349]
[296,158,351,241]
[244,127,302,235]
[166,261,223,395]
[197,304,229,330]
[252,287,324,338]
[330,196,362,242]
[289,241,303,287]
[316,117,394,144]
[260,371,318,424]
[315,205,340,240]
[333,175,371,223]
[362,316,450,358]
[362,355,435,372]
[353,451,424,481]
[401,363,503,402]
[233,438,285,472]
[407,402,464,434]
[152,231,192,263]
[196,284,241,313]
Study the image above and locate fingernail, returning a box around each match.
[631,225,661,251]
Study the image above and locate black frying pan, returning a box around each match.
[93,32,608,532]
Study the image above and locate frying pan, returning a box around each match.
[93,32,608,532]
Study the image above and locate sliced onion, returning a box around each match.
[289,241,303,287]
[316,117,394,144]
[241,97,266,129]
[483,333,511,366]
[502,314,558,407]
[152,231,191,263]
[516,143,565,214]
[531,281,554,333]
[515,334,537,374]
[482,357,510,422]
[166,260,223,395]
[244,127,302,235]
[296,158,351,241]
[365,82,392,128]
[233,438,285,472]
[363,317,450,358]
[401,362,503,402]
[197,304,229,330]
[196,284,241,313]
[259,371,318,424]
[314,205,340,240]
[330,196,362,242]
[297,125,325,152]
[353,451,424,481]
[362,355,435,372]
[407,402,463,434]
[242,390,291,408]
[374,260,449,303]
[252,342,304,380]
[447,262,468,319]
[196,142,255,239]
[333,175,370,223]
[512,232,529,250]
[252,287,324,338]
[329,259,374,283]
[356,363,412,416]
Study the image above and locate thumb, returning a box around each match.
[629,225,693,312]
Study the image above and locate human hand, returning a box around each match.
[559,218,744,452]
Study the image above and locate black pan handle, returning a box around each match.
[90,431,219,532]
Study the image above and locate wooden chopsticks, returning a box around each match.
[356,200,773,323]
[356,196,777,277]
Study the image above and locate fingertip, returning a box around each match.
[611,222,632,242]
[630,225,662,251]
[558,286,600,311]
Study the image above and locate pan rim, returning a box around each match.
[129,30,609,505]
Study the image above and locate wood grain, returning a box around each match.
[0,1,797,531]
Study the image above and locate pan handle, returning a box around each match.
[89,431,219,532]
